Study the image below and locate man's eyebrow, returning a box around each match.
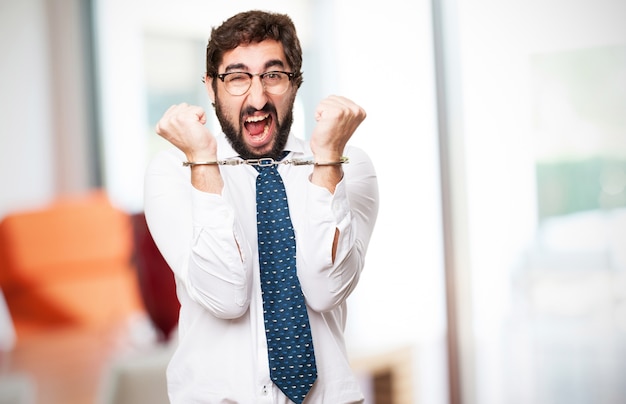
[223,60,286,73]
[224,63,248,73]
[264,59,286,70]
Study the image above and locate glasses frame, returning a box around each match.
[216,70,295,96]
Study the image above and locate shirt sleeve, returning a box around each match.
[144,149,252,319]
[296,146,379,312]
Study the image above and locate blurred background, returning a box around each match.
[1,0,625,403]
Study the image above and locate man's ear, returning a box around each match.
[205,74,215,103]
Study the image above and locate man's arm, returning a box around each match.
[146,104,251,319]
[298,147,379,313]
[309,95,367,261]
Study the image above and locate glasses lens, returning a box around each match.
[224,73,252,96]
[262,72,289,95]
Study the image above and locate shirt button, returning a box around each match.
[262,385,268,395]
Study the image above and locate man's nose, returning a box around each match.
[247,76,269,110]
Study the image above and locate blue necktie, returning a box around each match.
[255,161,317,403]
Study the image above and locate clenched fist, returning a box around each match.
[155,103,217,162]
[309,95,366,163]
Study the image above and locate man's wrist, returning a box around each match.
[313,156,348,166]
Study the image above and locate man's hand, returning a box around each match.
[155,103,217,162]
[309,95,365,198]
[309,95,366,163]
[156,103,223,194]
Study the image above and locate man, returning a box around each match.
[145,10,379,403]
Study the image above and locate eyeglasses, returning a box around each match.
[216,71,295,96]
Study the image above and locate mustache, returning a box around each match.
[241,103,277,118]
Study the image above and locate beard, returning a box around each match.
[214,94,296,161]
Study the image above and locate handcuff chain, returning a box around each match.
[183,157,348,167]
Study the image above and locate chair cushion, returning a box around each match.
[0,191,133,288]
[0,190,144,335]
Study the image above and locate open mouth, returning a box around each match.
[244,113,272,144]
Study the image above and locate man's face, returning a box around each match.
[209,39,297,160]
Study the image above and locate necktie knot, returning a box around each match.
[254,163,273,172]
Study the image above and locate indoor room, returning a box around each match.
[1,0,625,403]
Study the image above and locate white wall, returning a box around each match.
[0,0,100,217]
[0,0,55,216]
[331,2,449,402]
[453,1,626,403]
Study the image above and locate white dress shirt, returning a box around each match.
[144,132,379,403]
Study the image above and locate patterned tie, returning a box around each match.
[255,161,317,404]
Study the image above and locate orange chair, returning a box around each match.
[0,191,144,338]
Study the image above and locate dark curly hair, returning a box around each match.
[206,10,304,91]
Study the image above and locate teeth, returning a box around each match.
[245,114,269,123]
